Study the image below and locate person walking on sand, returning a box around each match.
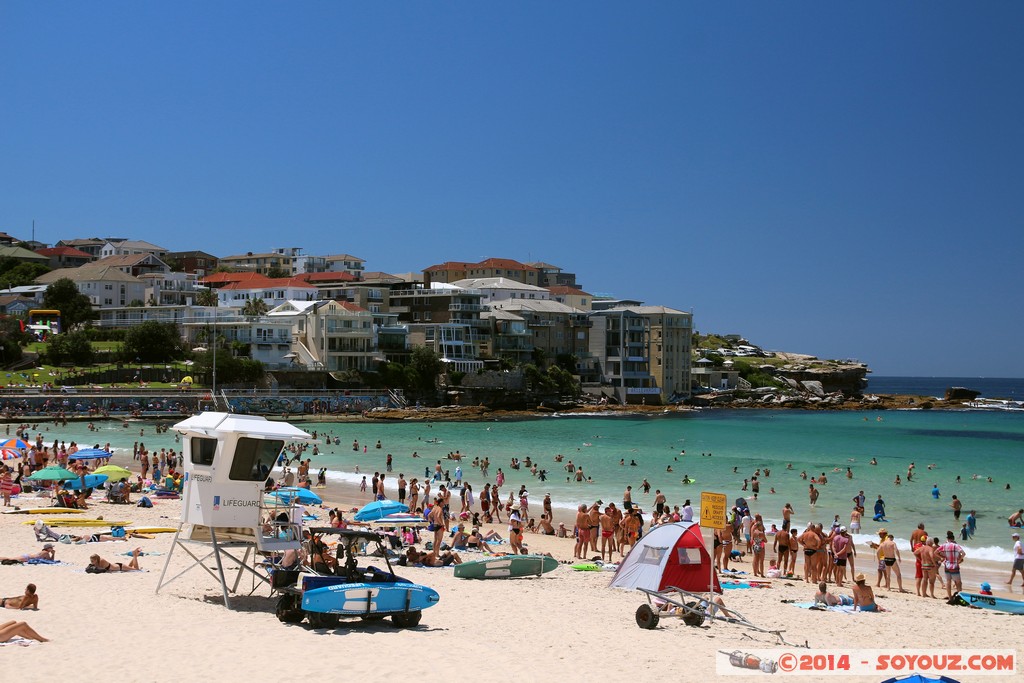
[879,533,904,591]
[1008,532,1024,587]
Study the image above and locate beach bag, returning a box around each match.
[137,496,153,508]
[59,534,72,544]
[111,526,126,538]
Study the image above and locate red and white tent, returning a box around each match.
[609,521,722,594]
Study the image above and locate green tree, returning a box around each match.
[196,289,218,307]
[0,317,28,365]
[46,331,95,366]
[42,278,94,329]
[242,298,269,316]
[122,321,183,363]
[266,266,289,279]
[0,258,50,287]
[530,347,547,368]
[409,346,442,393]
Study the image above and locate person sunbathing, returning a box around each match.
[0,620,48,642]
[852,573,886,612]
[86,548,142,573]
[0,544,55,564]
[406,547,462,566]
[1,584,38,610]
[814,581,854,606]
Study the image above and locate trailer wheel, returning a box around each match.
[360,615,386,622]
[635,604,660,629]
[682,601,706,627]
[307,611,340,628]
[392,611,422,628]
[275,594,304,624]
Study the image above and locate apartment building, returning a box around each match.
[36,265,146,309]
[423,258,540,287]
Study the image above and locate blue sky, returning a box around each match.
[2,3,1022,377]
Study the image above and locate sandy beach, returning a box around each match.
[1,449,1021,682]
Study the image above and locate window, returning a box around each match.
[190,436,217,466]
[229,438,284,481]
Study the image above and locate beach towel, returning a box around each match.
[0,637,38,648]
[790,601,857,614]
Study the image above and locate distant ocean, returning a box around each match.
[867,376,1024,400]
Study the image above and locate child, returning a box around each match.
[979,582,993,595]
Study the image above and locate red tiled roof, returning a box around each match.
[547,285,591,296]
[294,271,358,283]
[476,258,537,271]
[219,277,316,291]
[201,272,273,285]
[423,261,473,272]
[35,246,93,258]
[335,301,368,312]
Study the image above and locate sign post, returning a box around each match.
[700,491,728,625]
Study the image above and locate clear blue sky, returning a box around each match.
[3,3,1022,377]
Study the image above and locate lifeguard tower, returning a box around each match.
[156,412,312,608]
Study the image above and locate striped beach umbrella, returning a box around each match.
[1,447,21,460]
[0,438,29,450]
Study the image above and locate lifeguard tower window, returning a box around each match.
[229,438,284,482]
[191,437,217,466]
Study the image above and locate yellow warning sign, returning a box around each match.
[700,491,728,529]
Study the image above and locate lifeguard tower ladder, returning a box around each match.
[155,412,312,609]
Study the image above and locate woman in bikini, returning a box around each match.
[87,548,143,573]
[0,620,49,642]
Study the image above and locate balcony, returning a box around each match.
[449,303,486,312]
[526,319,555,327]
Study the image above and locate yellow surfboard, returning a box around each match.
[127,527,178,534]
[24,519,132,527]
[3,508,85,515]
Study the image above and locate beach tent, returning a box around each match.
[609,521,721,594]
[881,676,963,683]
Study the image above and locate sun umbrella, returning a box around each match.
[181,376,193,384]
[267,487,322,506]
[1,448,21,460]
[353,499,409,522]
[93,465,132,482]
[68,448,113,461]
[26,465,78,481]
[0,438,29,450]
[881,675,963,683]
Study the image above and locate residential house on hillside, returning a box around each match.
[164,250,219,277]
[0,245,49,265]
[36,265,146,309]
[99,239,167,259]
[0,295,33,316]
[215,276,317,308]
[450,277,549,306]
[180,308,295,369]
[588,305,692,404]
[489,299,591,368]
[0,231,18,246]
[138,271,201,306]
[325,254,366,277]
[423,258,540,288]
[547,285,593,312]
[528,262,579,289]
[35,246,93,269]
[92,253,171,278]
[478,308,532,365]
[54,238,107,258]
[390,283,486,373]
[269,299,376,372]
[218,251,292,275]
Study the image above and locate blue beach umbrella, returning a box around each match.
[267,487,322,506]
[353,499,409,522]
[68,448,113,461]
[880,675,963,683]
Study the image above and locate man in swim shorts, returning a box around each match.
[599,506,615,562]
[1010,532,1024,587]
[815,581,853,607]
[879,533,904,591]
[574,504,590,560]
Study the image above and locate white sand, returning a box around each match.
[1,484,1021,682]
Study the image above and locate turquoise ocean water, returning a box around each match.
[17,407,1022,561]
